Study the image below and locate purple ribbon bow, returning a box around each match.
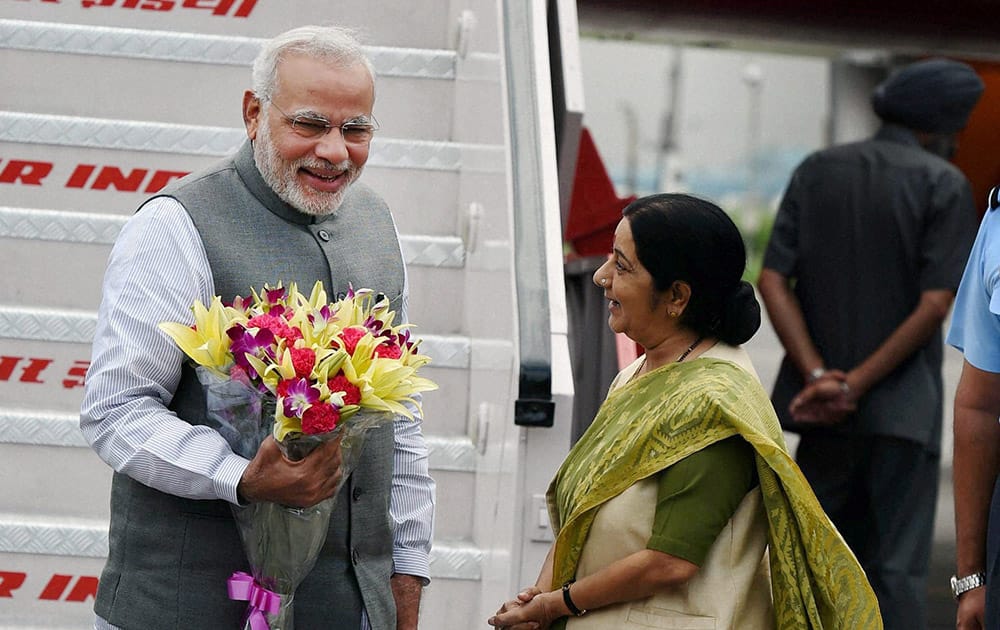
[227,571,281,630]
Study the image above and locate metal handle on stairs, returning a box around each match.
[503,0,557,428]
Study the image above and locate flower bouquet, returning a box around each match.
[158,282,436,630]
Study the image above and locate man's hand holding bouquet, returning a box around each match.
[159,282,436,630]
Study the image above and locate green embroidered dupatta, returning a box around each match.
[547,358,882,630]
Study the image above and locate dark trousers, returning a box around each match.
[796,432,939,630]
[985,474,1000,627]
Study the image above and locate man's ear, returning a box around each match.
[243,91,261,140]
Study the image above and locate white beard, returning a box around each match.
[252,115,362,216]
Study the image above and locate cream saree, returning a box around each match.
[547,357,882,630]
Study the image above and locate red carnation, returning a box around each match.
[276,379,292,397]
[289,346,316,378]
[339,327,367,355]
[247,314,278,330]
[373,342,402,360]
[328,374,362,406]
[302,403,339,435]
[247,314,302,343]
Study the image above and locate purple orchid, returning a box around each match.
[363,315,393,339]
[319,303,335,321]
[256,286,289,316]
[307,303,337,328]
[265,286,287,304]
[226,294,250,313]
[281,378,320,419]
[397,328,415,351]
[227,324,276,370]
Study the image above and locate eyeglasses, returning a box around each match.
[266,100,379,144]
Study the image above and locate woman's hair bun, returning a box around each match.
[716,281,761,345]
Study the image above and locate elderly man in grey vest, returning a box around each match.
[80,25,434,630]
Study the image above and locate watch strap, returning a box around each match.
[951,572,987,599]
[808,367,827,383]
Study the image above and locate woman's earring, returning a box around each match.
[669,311,678,318]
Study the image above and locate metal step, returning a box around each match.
[0,203,472,324]
[0,415,478,518]
[0,4,464,50]
[0,545,482,628]
[0,303,507,436]
[0,110,504,241]
[0,18,500,138]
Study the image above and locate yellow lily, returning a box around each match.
[243,354,279,395]
[358,359,438,419]
[305,280,329,310]
[272,407,300,442]
[157,296,234,374]
[313,348,349,383]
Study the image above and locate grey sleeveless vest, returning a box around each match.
[94,142,404,629]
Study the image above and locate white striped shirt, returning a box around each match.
[83,197,435,630]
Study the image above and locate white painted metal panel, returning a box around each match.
[0,51,460,140]
[0,444,111,520]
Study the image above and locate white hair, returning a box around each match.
[251,25,376,102]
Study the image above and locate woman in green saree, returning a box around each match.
[488,194,882,630]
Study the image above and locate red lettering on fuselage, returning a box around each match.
[65,164,96,188]
[145,169,188,192]
[89,166,148,192]
[37,574,73,601]
[0,572,27,598]
[64,576,98,602]
[78,0,257,16]
[63,165,190,192]
[0,357,53,383]
[0,159,53,185]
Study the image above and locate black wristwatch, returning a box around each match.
[951,572,986,599]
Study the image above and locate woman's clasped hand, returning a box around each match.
[488,586,561,629]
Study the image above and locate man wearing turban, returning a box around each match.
[758,58,984,630]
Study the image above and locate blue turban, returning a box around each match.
[871,58,984,134]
